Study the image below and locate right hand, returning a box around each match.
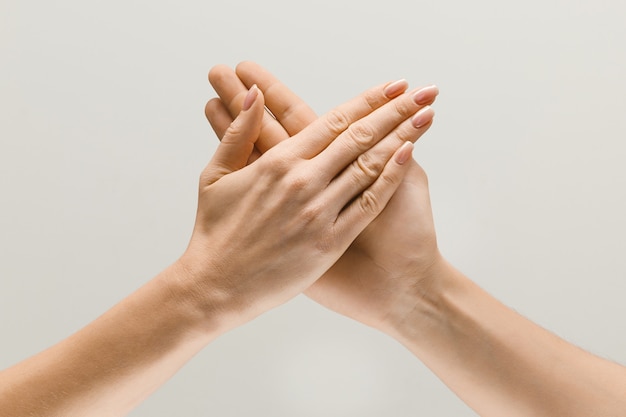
[183,80,426,330]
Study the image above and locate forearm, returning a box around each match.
[392,260,626,417]
[0,261,221,417]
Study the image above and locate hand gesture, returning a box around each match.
[190,76,425,330]
[205,62,443,333]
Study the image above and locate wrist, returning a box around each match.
[162,254,236,339]
[382,257,463,343]
[172,243,270,337]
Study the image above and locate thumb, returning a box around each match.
[203,85,264,185]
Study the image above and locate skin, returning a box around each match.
[0,81,427,416]
[206,62,441,331]
[206,61,626,417]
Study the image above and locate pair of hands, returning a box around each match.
[181,62,443,336]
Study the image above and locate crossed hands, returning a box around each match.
[179,62,443,337]
[3,62,623,417]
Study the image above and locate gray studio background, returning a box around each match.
[1,0,625,416]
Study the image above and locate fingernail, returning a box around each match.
[242,84,258,111]
[383,79,409,98]
[395,141,414,165]
[412,85,439,105]
[411,106,434,128]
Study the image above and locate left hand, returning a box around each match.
[205,62,445,334]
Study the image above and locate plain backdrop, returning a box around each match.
[1,0,625,416]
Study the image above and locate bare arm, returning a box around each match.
[391,260,626,417]
[0,262,219,416]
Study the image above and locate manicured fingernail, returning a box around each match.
[242,84,258,111]
[383,79,409,98]
[395,141,414,165]
[411,106,434,128]
[412,85,439,105]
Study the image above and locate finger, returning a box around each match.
[208,64,289,153]
[411,84,439,107]
[208,64,250,116]
[290,79,410,159]
[235,61,318,136]
[206,97,263,166]
[333,141,414,241]
[205,97,234,140]
[324,107,435,211]
[311,86,433,181]
[202,86,265,185]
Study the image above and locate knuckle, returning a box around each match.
[358,189,382,215]
[393,98,414,118]
[378,170,398,188]
[223,121,243,139]
[345,122,376,149]
[324,109,350,135]
[272,159,290,176]
[257,156,287,180]
[283,101,312,124]
[300,203,323,224]
[285,173,312,193]
[362,89,383,112]
[393,125,418,144]
[353,151,383,182]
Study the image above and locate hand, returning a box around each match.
[205,62,444,334]
[187,79,425,331]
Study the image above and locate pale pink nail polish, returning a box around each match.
[411,85,439,105]
[411,106,434,128]
[242,84,258,111]
[395,141,414,165]
[383,79,409,98]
